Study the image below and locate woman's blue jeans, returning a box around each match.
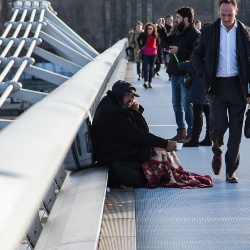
[171,75,193,134]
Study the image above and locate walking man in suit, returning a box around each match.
[193,0,250,183]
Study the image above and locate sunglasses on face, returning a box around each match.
[147,27,153,30]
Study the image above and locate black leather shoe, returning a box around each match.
[199,136,212,146]
[148,82,152,88]
[183,139,199,147]
[212,155,222,175]
[226,173,238,183]
[143,82,148,89]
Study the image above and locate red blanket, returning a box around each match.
[142,148,213,189]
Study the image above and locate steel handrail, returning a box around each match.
[0,38,127,250]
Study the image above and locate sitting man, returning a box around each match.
[92,80,213,189]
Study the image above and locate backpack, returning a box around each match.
[64,113,93,171]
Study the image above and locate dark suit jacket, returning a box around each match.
[193,18,250,100]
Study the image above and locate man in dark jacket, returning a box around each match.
[193,0,250,183]
[157,6,200,143]
[92,80,176,187]
[92,80,176,167]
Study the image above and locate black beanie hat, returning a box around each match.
[112,80,140,99]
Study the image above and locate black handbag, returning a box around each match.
[244,104,250,138]
[184,73,194,88]
[137,49,143,59]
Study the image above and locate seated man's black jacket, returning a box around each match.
[92,91,168,165]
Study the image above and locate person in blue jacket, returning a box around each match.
[178,59,212,147]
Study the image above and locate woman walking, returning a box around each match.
[137,22,159,89]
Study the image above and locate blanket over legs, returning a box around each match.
[142,148,213,189]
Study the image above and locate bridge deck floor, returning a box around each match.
[100,61,250,250]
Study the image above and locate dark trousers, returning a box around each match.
[126,47,134,61]
[154,63,161,75]
[192,104,203,140]
[136,62,143,76]
[208,76,246,174]
[142,54,157,82]
[192,103,210,141]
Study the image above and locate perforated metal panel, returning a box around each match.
[132,64,250,250]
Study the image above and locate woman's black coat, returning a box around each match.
[92,91,168,165]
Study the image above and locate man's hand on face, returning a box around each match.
[130,100,139,110]
[166,140,177,152]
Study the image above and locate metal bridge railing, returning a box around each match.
[0,37,127,250]
[0,0,99,112]
[0,0,128,249]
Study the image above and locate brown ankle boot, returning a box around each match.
[170,128,187,142]
[180,132,192,143]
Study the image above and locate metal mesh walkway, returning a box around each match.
[131,63,250,250]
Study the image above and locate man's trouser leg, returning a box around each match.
[209,76,246,174]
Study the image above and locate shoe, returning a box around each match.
[170,128,187,142]
[156,72,160,76]
[143,82,148,89]
[212,155,222,175]
[179,133,192,143]
[119,184,134,190]
[226,173,238,183]
[199,136,212,146]
[138,74,142,81]
[185,133,192,142]
[183,139,199,147]
[148,82,152,88]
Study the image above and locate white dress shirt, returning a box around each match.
[216,20,239,77]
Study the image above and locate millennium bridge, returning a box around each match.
[0,1,249,250]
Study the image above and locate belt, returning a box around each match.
[216,75,239,80]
